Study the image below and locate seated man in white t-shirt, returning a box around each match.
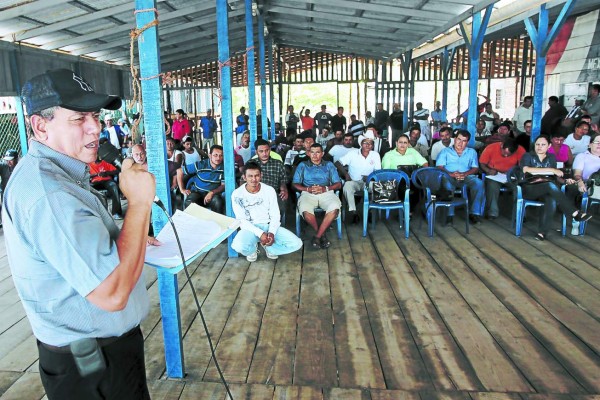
[334,131,381,224]
[430,127,454,165]
[328,133,355,163]
[231,162,302,262]
[565,121,591,156]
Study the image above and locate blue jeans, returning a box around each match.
[443,175,485,216]
[232,223,303,257]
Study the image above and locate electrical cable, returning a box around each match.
[153,197,234,400]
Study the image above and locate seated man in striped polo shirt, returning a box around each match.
[177,144,225,214]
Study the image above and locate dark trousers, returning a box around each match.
[93,180,122,216]
[521,182,576,234]
[185,190,225,214]
[37,326,150,400]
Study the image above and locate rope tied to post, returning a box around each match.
[128,8,160,141]
[214,58,232,102]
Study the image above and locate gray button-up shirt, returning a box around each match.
[2,141,149,346]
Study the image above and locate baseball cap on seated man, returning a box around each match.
[3,149,18,160]
[21,68,122,115]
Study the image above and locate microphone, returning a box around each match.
[153,196,167,212]
[97,141,123,169]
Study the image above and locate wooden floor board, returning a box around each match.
[328,226,386,389]
[451,223,600,392]
[182,257,250,378]
[372,224,482,392]
[204,259,275,382]
[247,250,302,385]
[433,226,585,394]
[349,223,432,391]
[293,241,337,387]
[496,217,600,291]
[389,224,533,393]
[1,218,599,399]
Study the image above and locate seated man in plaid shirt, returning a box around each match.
[254,139,288,216]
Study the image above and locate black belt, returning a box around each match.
[39,326,140,354]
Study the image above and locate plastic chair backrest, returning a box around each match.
[367,169,410,186]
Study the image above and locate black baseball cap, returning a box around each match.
[21,69,122,115]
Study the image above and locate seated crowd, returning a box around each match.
[95,97,599,260]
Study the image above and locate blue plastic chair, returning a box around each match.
[411,167,469,237]
[295,191,343,239]
[362,169,411,238]
[506,167,566,237]
[580,191,598,235]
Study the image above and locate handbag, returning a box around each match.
[586,170,600,199]
[372,179,400,203]
[523,172,557,185]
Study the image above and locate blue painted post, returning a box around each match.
[134,0,183,378]
[525,0,576,141]
[440,47,456,124]
[258,14,268,140]
[462,5,493,147]
[216,0,237,258]
[401,51,412,129]
[245,0,257,156]
[268,36,276,141]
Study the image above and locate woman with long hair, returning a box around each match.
[519,135,592,240]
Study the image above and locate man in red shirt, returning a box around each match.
[171,108,191,141]
[89,158,123,219]
[300,107,315,133]
[479,137,526,219]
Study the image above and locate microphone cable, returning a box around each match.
[153,197,234,400]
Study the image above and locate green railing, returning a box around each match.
[0,113,22,157]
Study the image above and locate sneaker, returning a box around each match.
[261,244,278,260]
[112,213,123,220]
[246,248,259,262]
[571,220,580,236]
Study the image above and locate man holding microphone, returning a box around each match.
[2,69,157,399]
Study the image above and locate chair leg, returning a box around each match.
[515,202,524,236]
[295,210,301,237]
[404,208,410,239]
[428,207,435,237]
[363,205,368,237]
[336,213,343,239]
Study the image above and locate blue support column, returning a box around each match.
[217,0,237,258]
[268,36,276,141]
[258,14,268,140]
[440,47,456,124]
[134,0,183,378]
[461,5,493,147]
[245,0,257,155]
[525,0,577,141]
[401,51,412,129]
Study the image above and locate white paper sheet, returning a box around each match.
[485,173,507,183]
[144,210,225,268]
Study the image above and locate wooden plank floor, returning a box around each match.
[0,206,599,400]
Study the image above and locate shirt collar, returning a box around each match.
[28,140,89,184]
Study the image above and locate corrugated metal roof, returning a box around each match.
[0,0,597,73]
